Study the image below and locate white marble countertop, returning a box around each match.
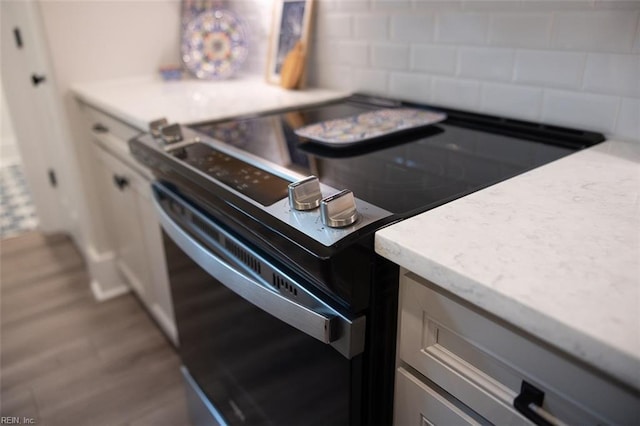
[71,75,348,130]
[376,140,640,390]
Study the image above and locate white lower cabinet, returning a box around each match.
[83,102,177,345]
[395,367,483,426]
[394,269,639,426]
[96,148,150,299]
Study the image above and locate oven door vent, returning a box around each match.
[273,273,298,297]
[192,215,221,243]
[226,239,262,275]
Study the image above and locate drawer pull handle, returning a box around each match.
[93,123,109,133]
[514,381,563,426]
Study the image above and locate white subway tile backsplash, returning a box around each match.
[542,89,619,133]
[315,0,337,13]
[551,10,639,53]
[614,98,640,142]
[413,0,463,11]
[584,53,640,97]
[458,47,514,81]
[373,0,411,10]
[337,41,369,66]
[372,43,410,70]
[389,72,432,102]
[315,14,352,39]
[311,40,333,64]
[481,83,543,121]
[488,13,552,49]
[390,13,435,42]
[514,50,586,89]
[593,1,640,10]
[520,0,594,11]
[310,64,354,90]
[462,1,523,11]
[304,1,639,138]
[352,68,389,93]
[354,14,389,40]
[411,45,457,75]
[436,12,489,45]
[336,0,371,13]
[431,76,481,109]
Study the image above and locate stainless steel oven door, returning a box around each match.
[153,183,366,425]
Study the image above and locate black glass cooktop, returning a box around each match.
[189,95,603,216]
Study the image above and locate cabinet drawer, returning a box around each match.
[398,271,639,426]
[81,102,141,142]
[395,367,485,426]
[80,102,152,179]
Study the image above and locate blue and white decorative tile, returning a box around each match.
[0,164,39,239]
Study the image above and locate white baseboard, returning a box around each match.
[90,279,130,301]
[151,304,179,347]
[86,244,130,301]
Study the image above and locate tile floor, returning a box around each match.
[0,164,39,239]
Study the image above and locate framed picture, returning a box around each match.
[266,0,314,85]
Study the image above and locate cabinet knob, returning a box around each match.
[113,174,129,191]
[288,176,322,211]
[92,123,109,133]
[320,190,358,228]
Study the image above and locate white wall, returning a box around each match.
[36,0,182,255]
[38,0,181,84]
[0,73,21,167]
[307,0,639,142]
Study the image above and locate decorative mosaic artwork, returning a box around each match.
[181,9,249,80]
[0,164,38,239]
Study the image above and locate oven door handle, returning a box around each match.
[153,187,366,359]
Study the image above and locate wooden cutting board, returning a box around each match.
[280,41,305,90]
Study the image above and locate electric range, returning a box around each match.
[129,94,603,426]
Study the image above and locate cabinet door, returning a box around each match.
[96,148,150,301]
[395,368,484,426]
[86,106,177,344]
[135,183,178,345]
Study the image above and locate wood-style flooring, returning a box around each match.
[0,232,191,425]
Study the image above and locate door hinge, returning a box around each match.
[13,27,23,48]
[32,74,46,86]
[48,169,57,187]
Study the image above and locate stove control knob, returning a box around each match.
[149,118,168,138]
[288,176,322,211]
[321,190,358,228]
[160,123,183,144]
